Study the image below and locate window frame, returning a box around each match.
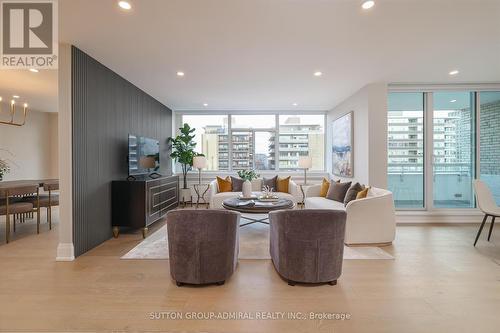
[176,111,327,173]
[388,83,500,212]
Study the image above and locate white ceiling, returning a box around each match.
[4,0,500,113]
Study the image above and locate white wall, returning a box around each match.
[327,83,387,187]
[0,107,58,180]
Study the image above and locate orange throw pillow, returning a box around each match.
[356,187,370,199]
[320,178,330,197]
[216,176,232,192]
[276,176,291,193]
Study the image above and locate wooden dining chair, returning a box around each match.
[473,180,500,246]
[0,184,40,243]
[22,181,59,230]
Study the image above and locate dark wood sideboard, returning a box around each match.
[112,175,179,238]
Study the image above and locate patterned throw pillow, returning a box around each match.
[326,181,352,203]
[262,176,277,191]
[276,176,291,193]
[230,176,244,192]
[216,176,232,192]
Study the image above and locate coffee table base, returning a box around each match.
[239,214,269,227]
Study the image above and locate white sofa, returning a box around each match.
[304,185,396,246]
[209,178,301,209]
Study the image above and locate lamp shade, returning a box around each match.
[193,155,207,169]
[298,156,312,169]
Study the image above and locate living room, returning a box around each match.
[0,0,499,332]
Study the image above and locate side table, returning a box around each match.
[193,183,210,208]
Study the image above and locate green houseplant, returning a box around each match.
[237,169,260,181]
[0,159,9,181]
[167,123,204,190]
[0,149,15,181]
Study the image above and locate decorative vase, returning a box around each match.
[242,180,252,198]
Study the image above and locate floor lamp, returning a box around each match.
[298,156,312,185]
[193,156,207,184]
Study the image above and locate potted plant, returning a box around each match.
[237,169,260,198]
[167,123,204,201]
[0,149,15,182]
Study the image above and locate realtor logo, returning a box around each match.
[1,0,58,69]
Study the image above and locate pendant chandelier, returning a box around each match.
[0,96,29,126]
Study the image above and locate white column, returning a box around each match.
[56,43,74,261]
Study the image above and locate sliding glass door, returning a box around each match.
[480,91,500,205]
[432,92,476,208]
[387,92,425,209]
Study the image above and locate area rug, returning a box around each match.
[122,220,394,260]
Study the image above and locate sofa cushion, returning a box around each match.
[277,176,291,193]
[230,176,244,192]
[262,176,277,191]
[344,182,364,206]
[326,181,351,202]
[216,176,232,192]
[356,187,370,199]
[319,178,330,197]
[304,197,346,211]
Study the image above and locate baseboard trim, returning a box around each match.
[396,212,484,224]
[56,242,75,261]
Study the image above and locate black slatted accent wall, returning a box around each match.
[71,46,173,257]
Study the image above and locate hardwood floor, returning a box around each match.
[0,210,499,332]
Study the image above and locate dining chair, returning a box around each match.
[23,181,59,230]
[0,184,40,243]
[473,180,500,246]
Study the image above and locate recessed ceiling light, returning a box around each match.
[292,103,298,106]
[361,1,375,10]
[314,71,323,77]
[203,103,208,107]
[450,99,457,103]
[176,71,185,77]
[118,1,131,10]
[23,103,28,108]
[449,70,459,76]
[29,68,39,73]
[13,95,20,99]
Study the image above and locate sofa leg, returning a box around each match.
[328,280,337,286]
[175,281,184,287]
[287,280,296,286]
[216,280,225,286]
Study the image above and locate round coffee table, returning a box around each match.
[222,197,295,227]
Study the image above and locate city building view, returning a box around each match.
[182,114,324,172]
[388,92,500,208]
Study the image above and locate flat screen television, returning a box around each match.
[128,134,160,176]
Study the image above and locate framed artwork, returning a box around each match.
[332,112,353,177]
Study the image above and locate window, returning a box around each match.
[180,113,325,172]
[433,92,475,208]
[387,89,500,211]
[387,92,425,209]
[278,115,325,171]
[181,115,229,171]
[480,91,500,205]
